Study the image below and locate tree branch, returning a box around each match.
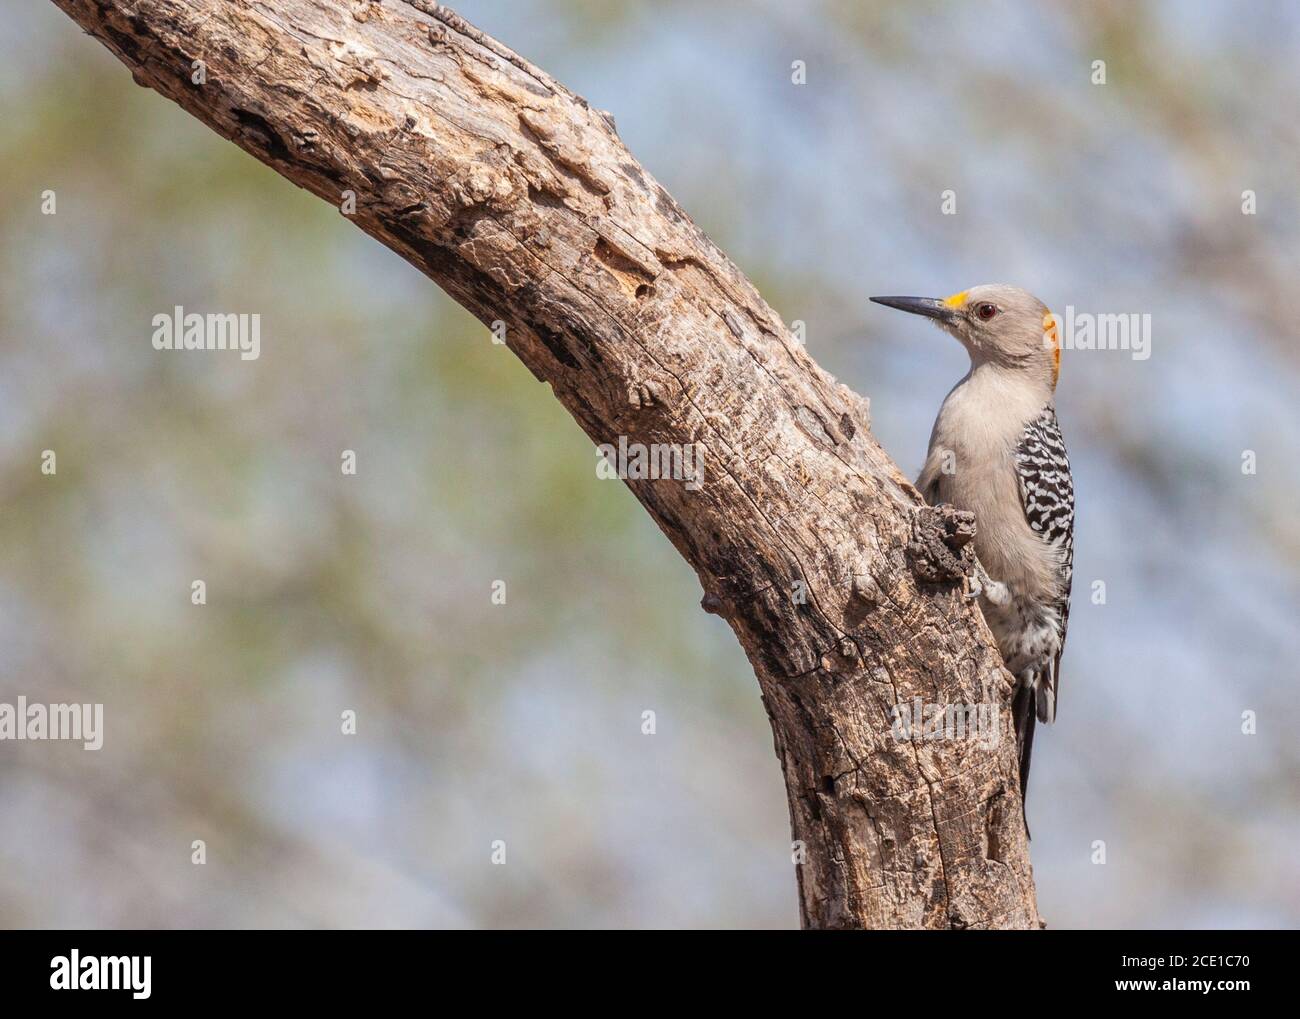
[51,0,1039,929]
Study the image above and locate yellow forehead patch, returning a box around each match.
[1043,311,1061,388]
[942,290,969,309]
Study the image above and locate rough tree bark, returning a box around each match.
[51,0,1039,929]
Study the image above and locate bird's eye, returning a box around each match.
[976,303,998,321]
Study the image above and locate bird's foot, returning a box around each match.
[966,560,1011,606]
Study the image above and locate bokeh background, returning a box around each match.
[1,0,1297,928]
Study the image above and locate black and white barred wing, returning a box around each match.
[1015,405,1074,719]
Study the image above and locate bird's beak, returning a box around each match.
[869,295,957,324]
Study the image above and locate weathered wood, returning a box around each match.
[51,0,1039,929]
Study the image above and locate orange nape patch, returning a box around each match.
[942,290,969,310]
[1043,311,1061,388]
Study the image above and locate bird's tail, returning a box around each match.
[1012,679,1038,838]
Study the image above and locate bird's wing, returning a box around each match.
[1014,405,1074,720]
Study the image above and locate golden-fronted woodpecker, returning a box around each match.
[871,285,1074,814]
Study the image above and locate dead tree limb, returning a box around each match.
[51,0,1039,929]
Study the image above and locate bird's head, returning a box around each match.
[870,284,1060,389]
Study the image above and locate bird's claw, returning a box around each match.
[967,560,1010,606]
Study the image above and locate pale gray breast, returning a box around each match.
[928,378,1063,601]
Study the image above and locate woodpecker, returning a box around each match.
[870,285,1073,814]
